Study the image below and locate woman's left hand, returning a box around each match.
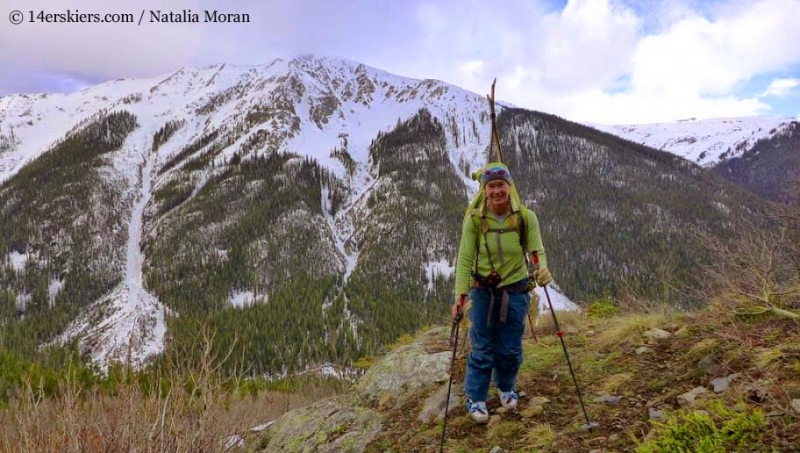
[532,268,553,286]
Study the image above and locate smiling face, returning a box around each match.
[485,179,510,214]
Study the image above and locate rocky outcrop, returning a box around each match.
[258,327,454,451]
[258,396,382,453]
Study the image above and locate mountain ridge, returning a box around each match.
[592,116,797,168]
[0,55,783,374]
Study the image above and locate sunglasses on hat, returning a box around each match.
[483,168,509,177]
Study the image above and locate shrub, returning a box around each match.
[588,295,619,319]
[637,401,767,453]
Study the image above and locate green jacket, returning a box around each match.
[454,196,548,295]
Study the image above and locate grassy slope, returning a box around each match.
[363,302,800,452]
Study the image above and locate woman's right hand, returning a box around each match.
[452,294,466,319]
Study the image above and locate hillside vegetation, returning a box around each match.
[712,121,800,203]
[1,189,798,451]
[0,111,137,355]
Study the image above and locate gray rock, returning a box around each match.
[648,408,665,421]
[710,373,739,393]
[594,393,623,405]
[635,346,652,355]
[417,382,462,423]
[746,382,769,403]
[263,396,383,453]
[696,354,722,376]
[490,447,505,453]
[677,387,708,408]
[791,399,800,415]
[355,327,451,407]
[643,328,672,339]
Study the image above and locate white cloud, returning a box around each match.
[538,0,640,91]
[404,0,642,115]
[630,0,800,97]
[761,78,800,97]
[557,88,770,124]
[407,0,800,123]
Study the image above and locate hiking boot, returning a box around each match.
[467,400,489,424]
[499,390,519,410]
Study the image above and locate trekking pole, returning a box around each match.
[527,311,538,342]
[524,254,539,342]
[440,295,465,453]
[531,252,596,431]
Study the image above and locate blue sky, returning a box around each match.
[1,0,798,124]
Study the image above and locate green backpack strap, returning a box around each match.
[470,207,529,275]
[470,209,481,273]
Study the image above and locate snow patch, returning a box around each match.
[48,279,64,297]
[534,285,581,313]
[51,123,170,371]
[224,435,244,449]
[52,283,168,371]
[15,292,31,311]
[48,278,64,307]
[229,290,264,308]
[250,421,275,432]
[712,201,731,215]
[8,250,27,272]
[425,259,454,291]
[297,361,360,380]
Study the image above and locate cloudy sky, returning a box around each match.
[1,0,799,124]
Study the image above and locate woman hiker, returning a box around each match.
[452,162,553,423]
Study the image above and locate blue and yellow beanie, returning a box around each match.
[480,162,512,188]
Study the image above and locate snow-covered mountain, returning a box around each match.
[592,117,796,167]
[0,57,455,368]
[0,56,766,373]
[1,56,489,184]
[0,56,579,371]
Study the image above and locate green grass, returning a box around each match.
[637,401,768,453]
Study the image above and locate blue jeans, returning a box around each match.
[465,283,531,402]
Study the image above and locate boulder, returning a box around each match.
[355,327,451,407]
[261,396,382,453]
[261,328,454,451]
[417,382,463,423]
